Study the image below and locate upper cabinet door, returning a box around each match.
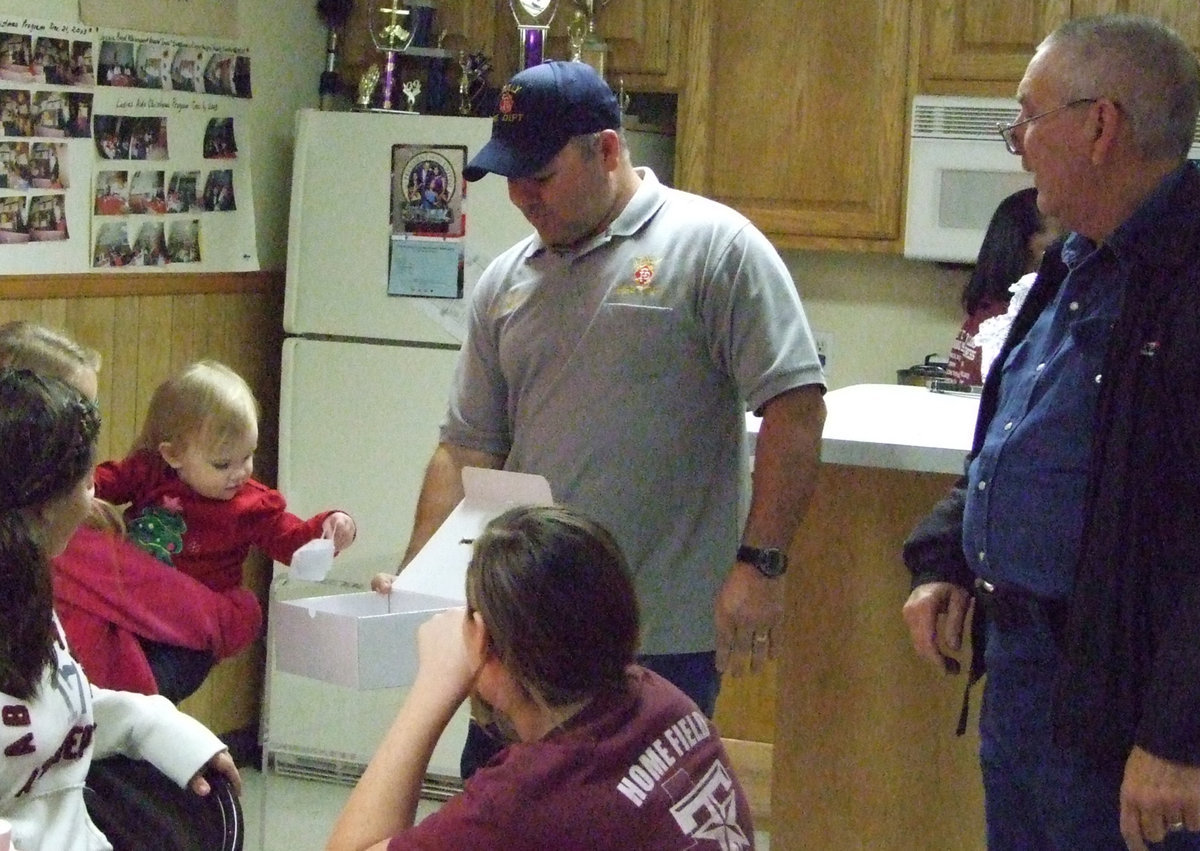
[919,0,1072,94]
[545,0,682,90]
[919,0,1200,95]
[677,0,910,249]
[1079,1,1200,55]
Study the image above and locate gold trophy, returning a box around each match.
[567,0,609,79]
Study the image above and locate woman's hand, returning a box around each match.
[413,608,477,708]
[187,749,241,797]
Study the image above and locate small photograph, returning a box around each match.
[95,170,129,215]
[93,221,134,267]
[167,170,201,212]
[0,196,28,243]
[201,169,235,211]
[94,115,130,160]
[0,33,41,84]
[29,142,66,189]
[63,93,92,139]
[166,218,200,263]
[131,221,168,265]
[31,91,70,138]
[0,141,31,190]
[170,48,207,94]
[129,170,166,214]
[97,40,137,87]
[32,37,71,85]
[0,89,32,138]
[135,43,173,90]
[27,194,67,241]
[202,117,237,158]
[127,116,168,160]
[203,52,252,98]
[391,145,464,237]
[69,41,95,87]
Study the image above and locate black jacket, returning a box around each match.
[903,163,1200,766]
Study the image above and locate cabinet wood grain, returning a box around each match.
[678,0,910,251]
[773,464,985,850]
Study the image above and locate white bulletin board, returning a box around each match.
[80,0,238,40]
[0,14,257,274]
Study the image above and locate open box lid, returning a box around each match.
[390,467,554,603]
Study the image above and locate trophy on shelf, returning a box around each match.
[457,49,492,116]
[567,0,609,78]
[357,64,381,109]
[370,0,417,110]
[508,0,559,70]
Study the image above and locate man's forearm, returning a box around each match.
[399,443,505,569]
[741,384,826,550]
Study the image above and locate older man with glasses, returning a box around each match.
[902,14,1200,851]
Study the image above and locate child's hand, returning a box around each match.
[323,512,357,554]
[370,572,395,595]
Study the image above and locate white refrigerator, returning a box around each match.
[262,108,531,788]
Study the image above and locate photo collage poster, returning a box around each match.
[0,14,258,274]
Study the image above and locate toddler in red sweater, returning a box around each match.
[95,359,356,593]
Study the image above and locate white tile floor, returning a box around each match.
[241,768,770,849]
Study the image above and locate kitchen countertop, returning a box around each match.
[747,383,979,475]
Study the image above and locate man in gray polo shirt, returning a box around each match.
[376,60,826,777]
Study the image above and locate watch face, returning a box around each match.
[739,546,786,577]
[757,552,785,578]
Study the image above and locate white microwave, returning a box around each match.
[905,94,1200,263]
[904,95,1032,263]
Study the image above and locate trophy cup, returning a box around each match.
[457,49,492,116]
[357,64,381,109]
[567,0,609,78]
[370,0,417,110]
[508,0,559,70]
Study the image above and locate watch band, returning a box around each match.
[737,544,788,578]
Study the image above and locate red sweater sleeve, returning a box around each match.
[53,526,262,668]
[238,480,342,566]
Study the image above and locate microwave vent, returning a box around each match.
[910,95,1018,143]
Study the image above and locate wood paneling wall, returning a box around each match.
[0,271,284,735]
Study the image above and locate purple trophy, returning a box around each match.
[508,0,559,69]
[370,0,417,110]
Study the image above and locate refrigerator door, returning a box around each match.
[284,108,531,344]
[264,336,468,781]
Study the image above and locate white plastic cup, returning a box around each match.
[290,538,335,581]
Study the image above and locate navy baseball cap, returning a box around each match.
[464,60,622,182]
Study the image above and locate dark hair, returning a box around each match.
[465,505,639,707]
[963,188,1044,315]
[0,368,100,700]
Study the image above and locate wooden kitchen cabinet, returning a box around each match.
[919,0,1200,96]
[676,0,911,251]
[544,0,685,91]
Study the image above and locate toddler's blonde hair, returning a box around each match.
[0,320,101,377]
[132,360,259,457]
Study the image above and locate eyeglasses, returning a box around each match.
[996,98,1098,154]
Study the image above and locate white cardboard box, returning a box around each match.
[272,468,553,689]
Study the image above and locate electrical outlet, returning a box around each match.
[813,330,833,371]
